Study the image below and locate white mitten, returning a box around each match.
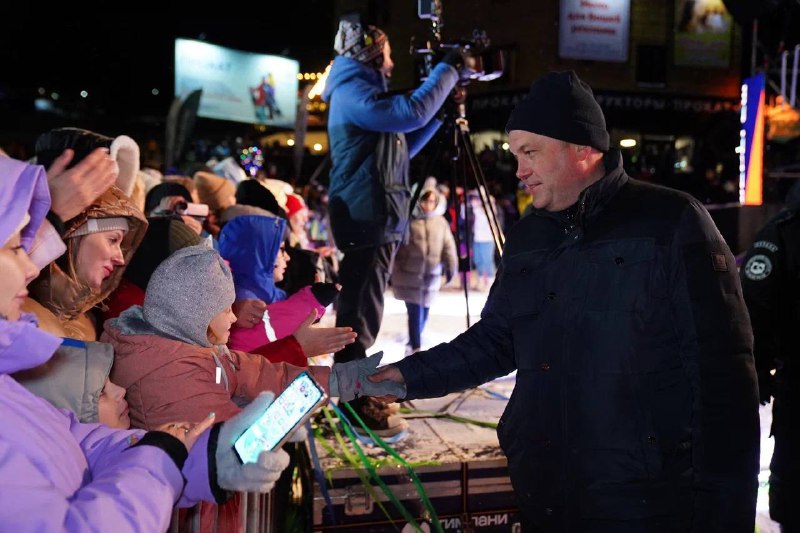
[287,423,308,443]
[214,392,290,492]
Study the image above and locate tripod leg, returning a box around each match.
[449,127,472,328]
[457,127,505,258]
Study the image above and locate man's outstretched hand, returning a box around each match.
[329,352,407,402]
[367,364,407,403]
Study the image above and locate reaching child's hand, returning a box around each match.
[232,298,267,329]
[292,309,357,356]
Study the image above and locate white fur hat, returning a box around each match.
[109,135,140,197]
[139,168,164,194]
[261,178,294,209]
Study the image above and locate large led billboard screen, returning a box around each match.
[174,38,298,126]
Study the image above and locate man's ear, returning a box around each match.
[573,144,591,161]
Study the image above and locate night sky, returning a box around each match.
[2,3,797,150]
[0,9,336,144]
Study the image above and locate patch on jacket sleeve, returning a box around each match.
[743,254,772,280]
[711,253,728,272]
[753,240,778,253]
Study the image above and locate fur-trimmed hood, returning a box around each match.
[30,186,147,321]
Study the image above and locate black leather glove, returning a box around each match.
[310,282,340,307]
[441,49,465,69]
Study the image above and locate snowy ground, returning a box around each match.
[318,284,780,531]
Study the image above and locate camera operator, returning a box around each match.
[321,13,462,439]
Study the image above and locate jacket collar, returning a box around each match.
[532,149,628,229]
[580,149,628,223]
[322,55,386,101]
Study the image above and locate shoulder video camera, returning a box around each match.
[415,0,505,84]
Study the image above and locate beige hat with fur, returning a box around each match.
[194,171,237,212]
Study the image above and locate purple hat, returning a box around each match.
[0,157,51,250]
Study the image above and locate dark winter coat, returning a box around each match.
[395,150,760,532]
[740,205,800,525]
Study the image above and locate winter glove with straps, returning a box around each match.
[329,351,407,402]
[211,392,290,497]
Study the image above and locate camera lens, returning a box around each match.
[175,201,188,212]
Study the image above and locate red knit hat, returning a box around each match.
[285,193,308,219]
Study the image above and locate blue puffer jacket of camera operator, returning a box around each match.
[322,55,457,251]
[395,150,760,532]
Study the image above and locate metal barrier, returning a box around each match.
[168,491,274,533]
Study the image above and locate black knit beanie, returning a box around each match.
[236,180,288,219]
[144,182,193,215]
[123,218,202,290]
[505,70,609,152]
[35,128,112,169]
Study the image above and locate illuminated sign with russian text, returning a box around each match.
[558,0,630,62]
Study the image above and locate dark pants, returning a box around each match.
[334,243,397,363]
[405,302,430,350]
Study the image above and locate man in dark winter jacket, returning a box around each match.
[321,14,459,438]
[368,70,760,531]
[740,181,800,531]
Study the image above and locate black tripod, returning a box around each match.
[409,84,505,328]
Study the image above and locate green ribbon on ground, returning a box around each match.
[332,404,424,533]
[319,407,397,527]
[399,407,498,429]
[343,402,444,533]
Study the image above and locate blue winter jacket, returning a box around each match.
[322,55,458,250]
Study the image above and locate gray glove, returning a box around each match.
[329,351,407,402]
[214,392,290,492]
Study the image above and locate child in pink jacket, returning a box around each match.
[219,214,340,365]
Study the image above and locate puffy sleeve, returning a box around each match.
[668,200,760,531]
[0,413,183,533]
[230,349,331,400]
[337,63,457,134]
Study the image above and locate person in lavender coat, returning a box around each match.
[0,156,291,531]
